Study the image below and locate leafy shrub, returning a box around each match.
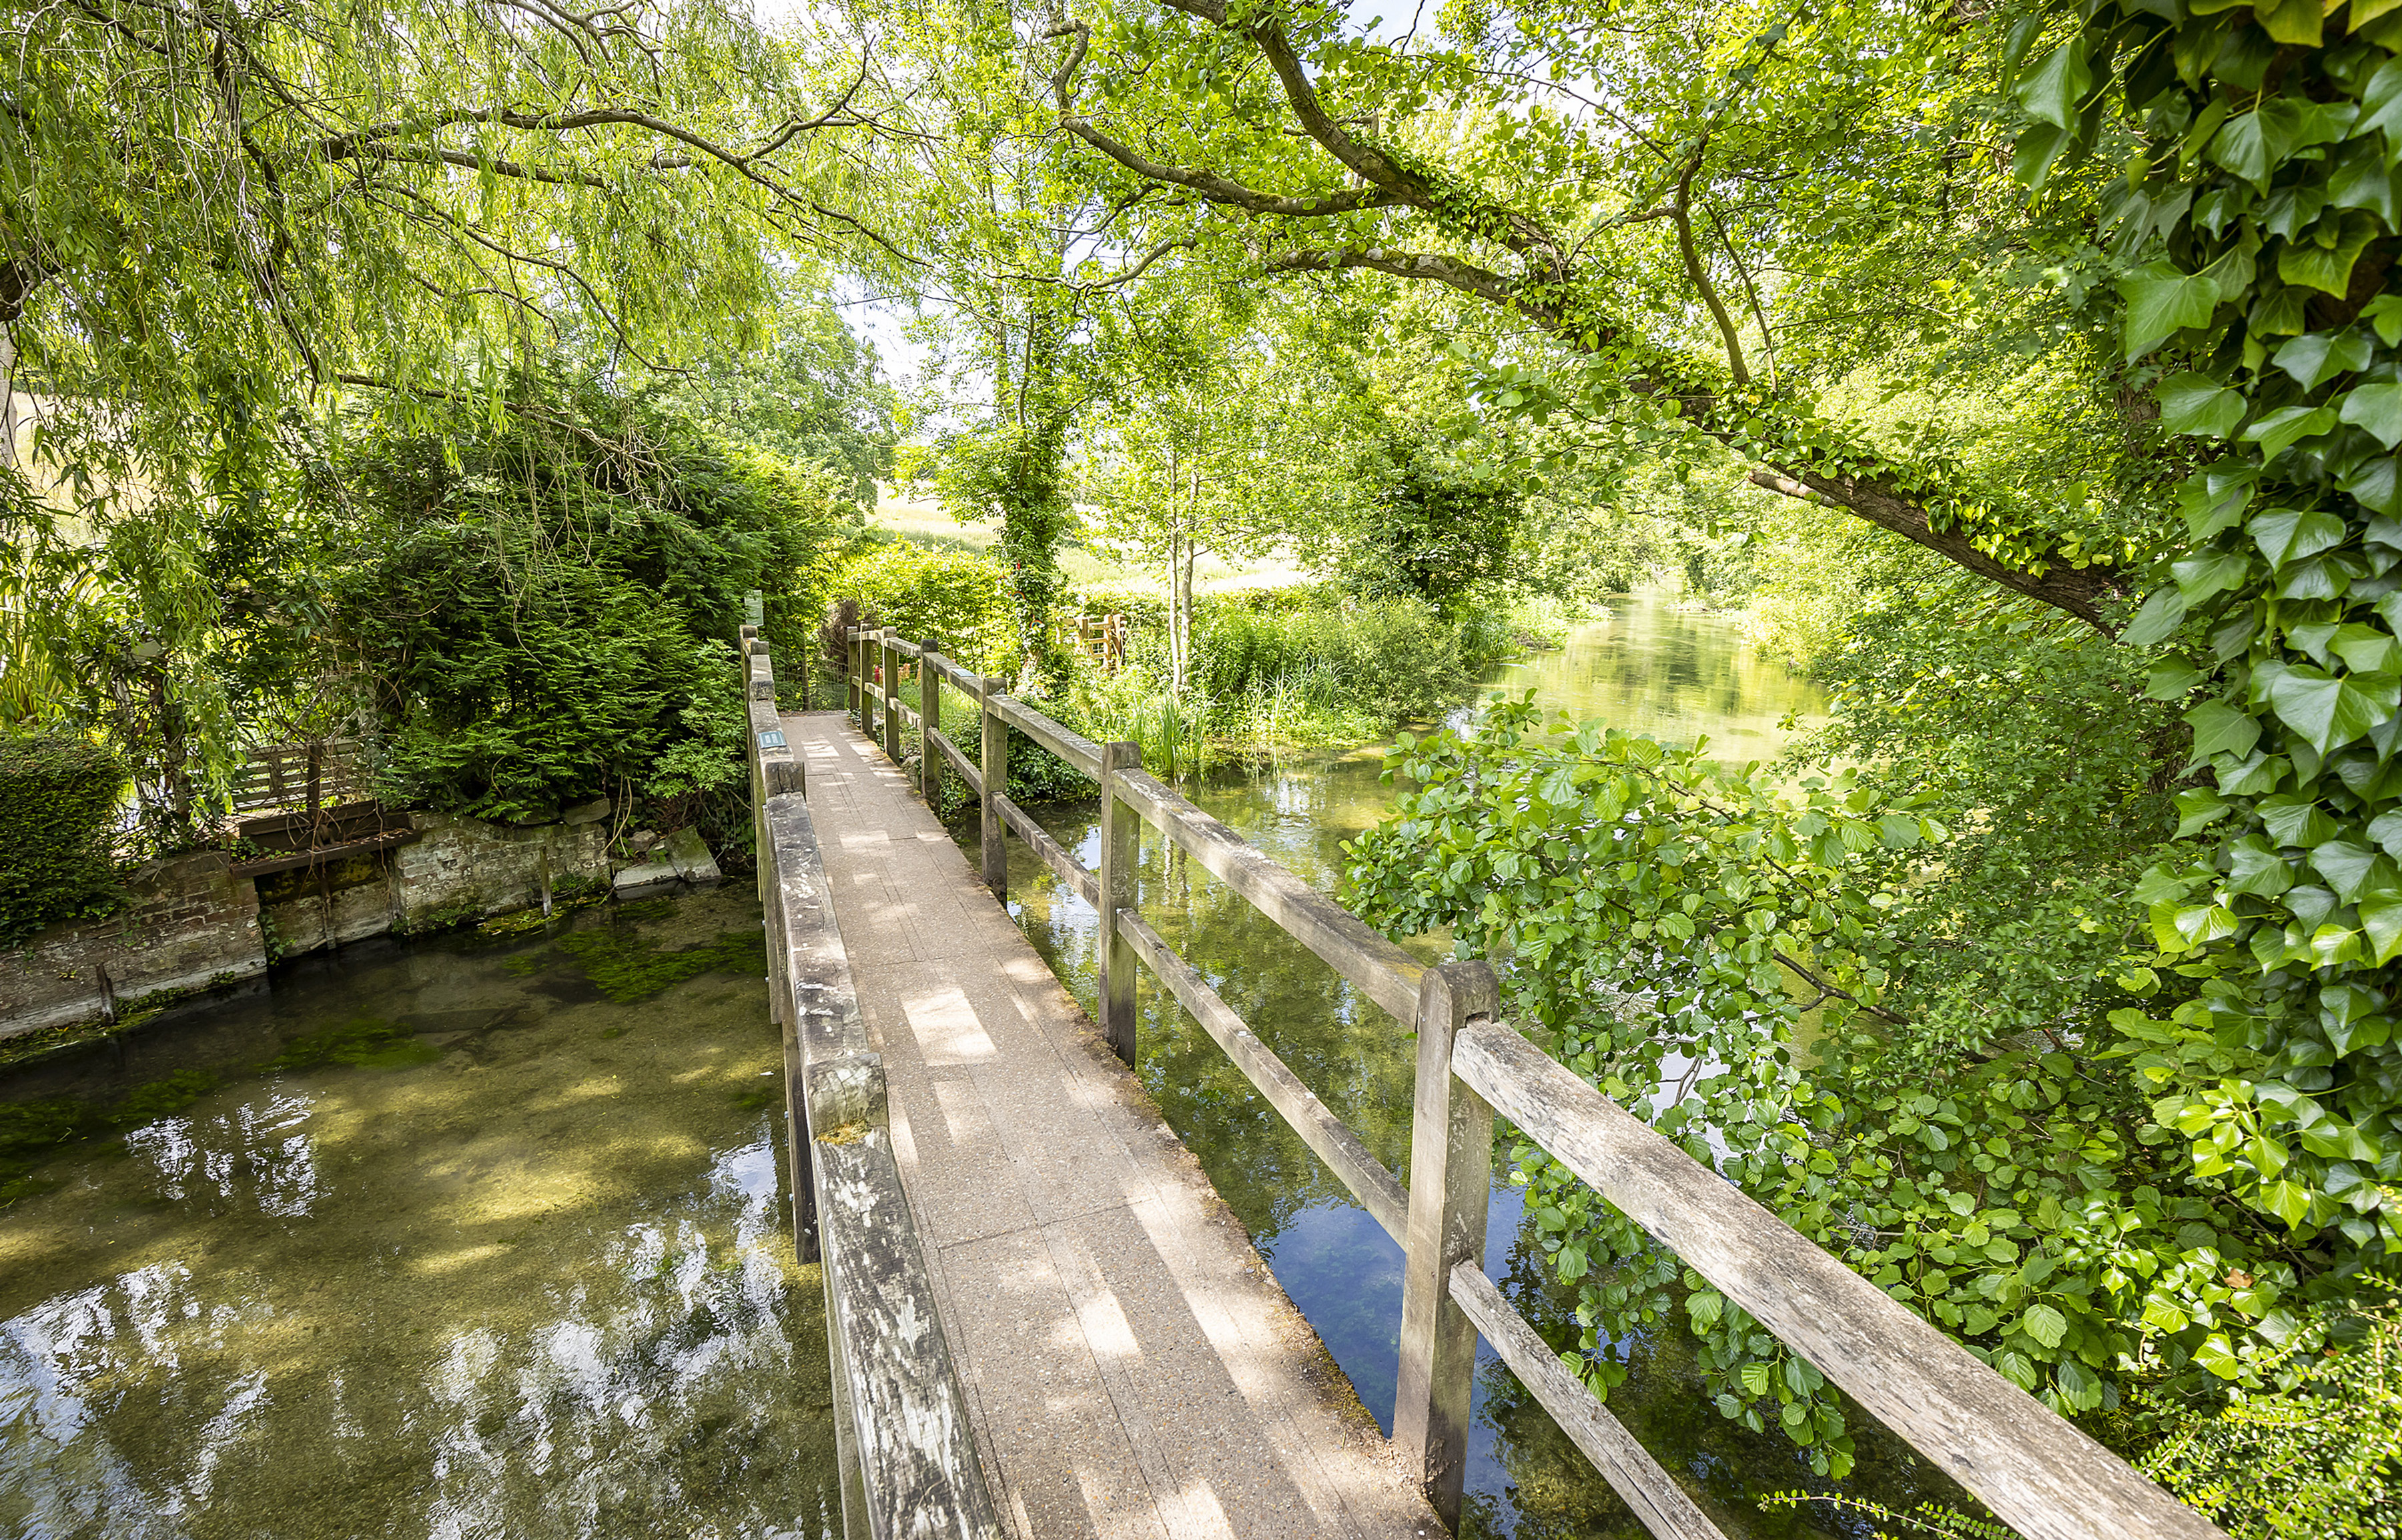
[351,549,746,823]
[827,541,1021,677]
[1187,590,1517,724]
[337,389,820,824]
[2134,1294,2402,1539]
[1338,440,1523,617]
[0,728,128,946]
[1344,699,2311,1477]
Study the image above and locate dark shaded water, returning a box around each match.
[965,596,1968,1539]
[0,888,835,1539]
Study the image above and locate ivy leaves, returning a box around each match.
[2028,0,2402,1262]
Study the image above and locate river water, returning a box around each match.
[0,892,836,1539]
[0,591,1942,1539]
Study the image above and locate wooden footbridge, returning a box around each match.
[737,621,2226,1540]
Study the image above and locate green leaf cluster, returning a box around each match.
[336,386,845,823]
[0,727,127,946]
[2022,0,2402,1275]
[1346,696,2299,1471]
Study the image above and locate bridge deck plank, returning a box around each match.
[783,712,1438,1540]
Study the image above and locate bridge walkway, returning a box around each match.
[781,708,1437,1540]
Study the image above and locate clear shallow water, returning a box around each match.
[969,597,1960,1539]
[0,887,836,1540]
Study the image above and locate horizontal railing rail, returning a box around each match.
[745,625,1000,1540]
[842,627,2222,1540]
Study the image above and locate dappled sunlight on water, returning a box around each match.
[0,887,837,1540]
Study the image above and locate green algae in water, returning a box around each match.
[0,1069,224,1200]
[263,1016,443,1072]
[105,1067,219,1122]
[551,925,767,1004]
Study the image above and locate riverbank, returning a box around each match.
[0,808,729,1054]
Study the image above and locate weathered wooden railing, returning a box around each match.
[845,625,2223,1540]
[741,626,1001,1540]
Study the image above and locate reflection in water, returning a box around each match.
[0,888,836,1540]
[972,601,1956,1539]
[1473,590,1826,765]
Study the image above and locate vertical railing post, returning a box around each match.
[979,675,1009,897]
[919,638,942,803]
[1393,959,1500,1531]
[881,628,903,763]
[847,627,863,729]
[1096,740,1142,1067]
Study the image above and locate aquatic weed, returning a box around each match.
[109,1069,220,1125]
[550,925,765,1004]
[265,1017,442,1072]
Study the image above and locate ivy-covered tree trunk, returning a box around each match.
[982,420,1074,690]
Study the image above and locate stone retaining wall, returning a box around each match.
[0,853,264,1038]
[2,810,656,1042]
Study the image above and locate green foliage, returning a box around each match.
[2135,1292,2402,1539]
[659,278,899,507]
[7,0,875,569]
[939,422,1077,686]
[1340,440,1524,619]
[1186,591,1518,725]
[2017,1,2402,1290]
[0,728,127,946]
[825,542,1022,677]
[1346,696,2307,1475]
[1757,1493,2008,1540]
[337,388,832,823]
[1032,589,1522,773]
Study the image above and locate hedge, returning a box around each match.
[0,730,129,947]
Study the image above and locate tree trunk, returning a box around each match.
[0,328,17,469]
[1168,521,1189,698]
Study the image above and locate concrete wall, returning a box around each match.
[0,852,266,1038]
[386,814,613,935]
[2,811,628,1042]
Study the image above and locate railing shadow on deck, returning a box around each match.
[842,624,2226,1540]
[739,621,1002,1540]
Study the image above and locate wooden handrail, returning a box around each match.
[745,627,1001,1540]
[1110,765,1423,1024]
[993,792,1098,907]
[928,727,981,797]
[1118,911,1408,1242]
[1447,1262,1725,1540]
[1449,1018,2223,1540]
[834,622,2226,1540]
[986,692,1104,777]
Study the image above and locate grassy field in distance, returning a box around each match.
[870,486,1316,596]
